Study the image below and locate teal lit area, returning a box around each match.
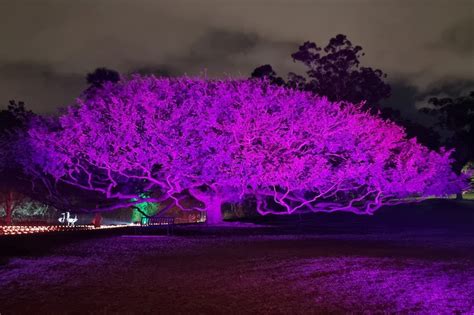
[130,192,159,224]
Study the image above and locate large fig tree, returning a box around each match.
[25,76,464,223]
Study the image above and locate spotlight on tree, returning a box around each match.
[23,76,466,224]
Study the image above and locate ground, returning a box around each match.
[1,199,473,314]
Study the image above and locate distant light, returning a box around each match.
[0,224,128,236]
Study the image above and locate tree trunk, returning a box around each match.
[206,199,224,225]
[456,192,463,200]
[187,188,225,225]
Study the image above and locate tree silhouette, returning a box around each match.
[83,67,121,99]
[380,107,440,151]
[421,91,474,183]
[251,65,285,86]
[86,67,121,88]
[0,101,34,224]
[0,100,32,132]
[251,34,391,111]
[0,103,93,217]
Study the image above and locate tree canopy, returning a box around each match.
[0,101,35,224]
[23,76,465,223]
[421,91,474,174]
[251,34,442,155]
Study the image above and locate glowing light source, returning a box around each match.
[0,224,128,236]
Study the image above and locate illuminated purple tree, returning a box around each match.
[25,76,464,224]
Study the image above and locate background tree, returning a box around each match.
[0,102,98,219]
[251,34,391,112]
[0,101,33,224]
[380,107,440,151]
[251,34,441,152]
[251,65,285,87]
[83,67,121,97]
[86,67,121,88]
[421,91,474,197]
[25,76,464,224]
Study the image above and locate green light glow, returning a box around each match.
[131,192,159,223]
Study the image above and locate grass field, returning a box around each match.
[1,199,473,314]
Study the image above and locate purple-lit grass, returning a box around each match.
[1,210,473,313]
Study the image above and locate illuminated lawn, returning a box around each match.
[0,200,473,314]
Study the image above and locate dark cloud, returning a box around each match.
[128,28,299,78]
[0,27,299,113]
[413,78,474,121]
[130,66,177,77]
[382,80,423,118]
[157,28,261,75]
[191,29,260,58]
[0,0,472,114]
[0,62,85,113]
[180,29,298,75]
[420,78,474,98]
[430,18,474,55]
[380,77,474,128]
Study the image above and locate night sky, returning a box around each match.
[1,0,472,118]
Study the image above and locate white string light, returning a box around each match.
[0,224,128,236]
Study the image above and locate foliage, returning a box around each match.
[250,34,442,154]
[251,34,391,111]
[0,198,50,218]
[380,107,440,151]
[421,91,474,173]
[461,162,474,194]
[83,67,121,98]
[24,76,465,223]
[0,101,34,170]
[0,101,35,224]
[86,67,121,89]
[130,192,159,223]
[0,102,99,215]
